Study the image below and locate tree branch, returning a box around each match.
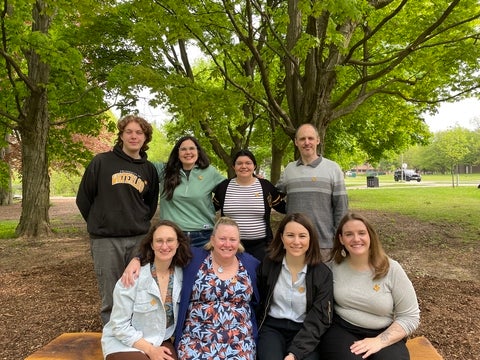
[50,104,116,126]
[334,0,464,109]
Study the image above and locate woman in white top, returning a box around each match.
[102,220,192,360]
[320,212,420,360]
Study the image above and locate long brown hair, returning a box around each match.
[268,213,322,266]
[331,212,389,280]
[138,220,192,267]
[162,136,210,200]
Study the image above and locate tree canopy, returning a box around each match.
[1,0,479,239]
[0,0,126,237]
[95,0,479,180]
[405,126,480,182]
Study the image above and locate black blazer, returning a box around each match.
[257,257,333,359]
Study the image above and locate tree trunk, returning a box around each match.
[0,141,13,205]
[0,179,12,205]
[270,142,286,185]
[16,93,52,238]
[284,1,340,155]
[16,0,52,239]
[0,169,12,205]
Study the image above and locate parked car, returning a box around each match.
[394,169,421,182]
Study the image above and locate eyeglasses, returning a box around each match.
[153,238,177,247]
[179,146,197,152]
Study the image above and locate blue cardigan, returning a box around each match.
[174,247,260,347]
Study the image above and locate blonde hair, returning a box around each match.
[204,217,245,253]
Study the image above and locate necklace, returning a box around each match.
[211,253,236,274]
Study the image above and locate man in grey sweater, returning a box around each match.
[276,123,348,260]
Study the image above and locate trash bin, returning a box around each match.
[366,176,379,188]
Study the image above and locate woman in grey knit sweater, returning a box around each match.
[320,212,420,360]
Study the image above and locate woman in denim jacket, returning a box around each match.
[102,220,192,360]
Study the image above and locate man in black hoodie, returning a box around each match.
[76,115,159,325]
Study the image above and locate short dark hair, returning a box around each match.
[268,213,322,265]
[138,220,192,268]
[232,149,257,168]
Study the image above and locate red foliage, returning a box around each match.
[2,135,22,173]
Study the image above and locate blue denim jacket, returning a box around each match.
[102,264,182,357]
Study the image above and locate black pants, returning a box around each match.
[242,237,268,261]
[106,340,177,360]
[319,315,410,360]
[257,316,320,360]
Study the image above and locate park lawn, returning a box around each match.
[344,172,480,187]
[348,186,479,243]
[0,220,16,239]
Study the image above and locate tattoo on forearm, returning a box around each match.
[379,331,391,343]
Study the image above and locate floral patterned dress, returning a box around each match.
[177,255,256,360]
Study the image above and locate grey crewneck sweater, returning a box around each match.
[332,258,420,335]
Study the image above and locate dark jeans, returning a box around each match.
[319,315,410,360]
[185,230,212,247]
[257,316,320,360]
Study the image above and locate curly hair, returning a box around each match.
[115,115,153,152]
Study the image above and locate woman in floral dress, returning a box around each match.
[175,217,260,359]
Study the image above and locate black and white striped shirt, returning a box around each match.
[223,178,267,240]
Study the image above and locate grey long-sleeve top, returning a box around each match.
[332,258,420,335]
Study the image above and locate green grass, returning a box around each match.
[0,221,17,239]
[348,186,480,242]
[345,173,480,188]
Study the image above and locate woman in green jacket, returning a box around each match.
[156,136,225,247]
